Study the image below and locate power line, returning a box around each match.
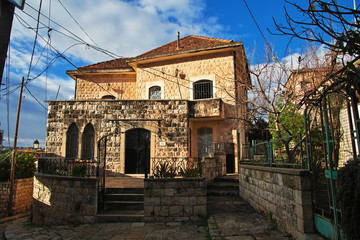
[24,84,47,110]
[242,0,275,57]
[25,0,43,83]
[57,0,99,47]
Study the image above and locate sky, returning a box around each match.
[0,0,355,148]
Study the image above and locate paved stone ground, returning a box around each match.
[207,195,293,240]
[3,218,208,240]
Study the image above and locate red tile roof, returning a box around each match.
[137,35,233,58]
[77,35,235,70]
[77,58,131,70]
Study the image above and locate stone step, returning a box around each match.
[104,193,144,202]
[104,201,144,211]
[95,210,144,223]
[207,176,239,196]
[105,188,144,194]
[207,189,239,196]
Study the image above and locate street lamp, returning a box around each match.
[33,139,39,149]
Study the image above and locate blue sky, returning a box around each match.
[0,0,354,148]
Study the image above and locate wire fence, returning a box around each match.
[241,135,307,169]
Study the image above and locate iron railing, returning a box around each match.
[241,135,307,169]
[37,154,98,177]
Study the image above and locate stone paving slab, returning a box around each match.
[207,195,293,240]
[3,217,207,240]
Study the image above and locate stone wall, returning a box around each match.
[75,74,137,100]
[238,165,313,240]
[144,178,207,222]
[0,182,10,218]
[32,173,97,225]
[0,178,34,218]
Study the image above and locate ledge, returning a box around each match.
[238,164,310,176]
[35,173,97,182]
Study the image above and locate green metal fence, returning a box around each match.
[241,135,307,168]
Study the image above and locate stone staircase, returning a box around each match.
[207,174,239,196]
[95,188,144,223]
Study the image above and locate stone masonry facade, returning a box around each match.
[238,165,313,240]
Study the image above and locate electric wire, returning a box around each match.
[7,3,245,106]
[25,0,43,83]
[57,0,99,47]
[24,84,47,110]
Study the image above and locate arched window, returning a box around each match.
[82,123,95,160]
[66,123,79,159]
[149,86,161,99]
[102,95,116,100]
[198,127,213,158]
[193,80,213,99]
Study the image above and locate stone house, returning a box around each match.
[45,35,251,178]
[286,67,360,167]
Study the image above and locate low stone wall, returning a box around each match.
[144,178,207,222]
[238,165,313,240]
[0,178,34,218]
[32,173,97,225]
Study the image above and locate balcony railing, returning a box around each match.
[37,155,98,177]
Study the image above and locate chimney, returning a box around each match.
[177,31,180,49]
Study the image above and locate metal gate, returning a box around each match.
[304,92,360,240]
[97,135,107,211]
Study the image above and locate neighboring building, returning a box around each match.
[45,35,251,178]
[286,66,360,167]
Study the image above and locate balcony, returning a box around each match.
[188,98,224,119]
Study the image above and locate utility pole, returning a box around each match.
[8,76,24,216]
[0,0,15,88]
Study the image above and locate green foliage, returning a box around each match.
[0,151,11,181]
[269,97,305,148]
[153,162,176,178]
[71,164,87,177]
[338,159,360,240]
[1,151,37,181]
[15,152,37,179]
[248,118,272,142]
[179,165,201,178]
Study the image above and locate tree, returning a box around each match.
[271,0,360,97]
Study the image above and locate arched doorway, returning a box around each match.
[125,128,150,174]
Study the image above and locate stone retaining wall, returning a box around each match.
[0,182,10,218]
[238,165,313,240]
[144,178,207,222]
[0,178,33,218]
[32,173,97,225]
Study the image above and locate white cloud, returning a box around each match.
[12,0,220,65]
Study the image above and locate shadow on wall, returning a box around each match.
[32,173,97,225]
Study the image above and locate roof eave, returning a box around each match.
[66,68,136,79]
[127,41,243,64]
